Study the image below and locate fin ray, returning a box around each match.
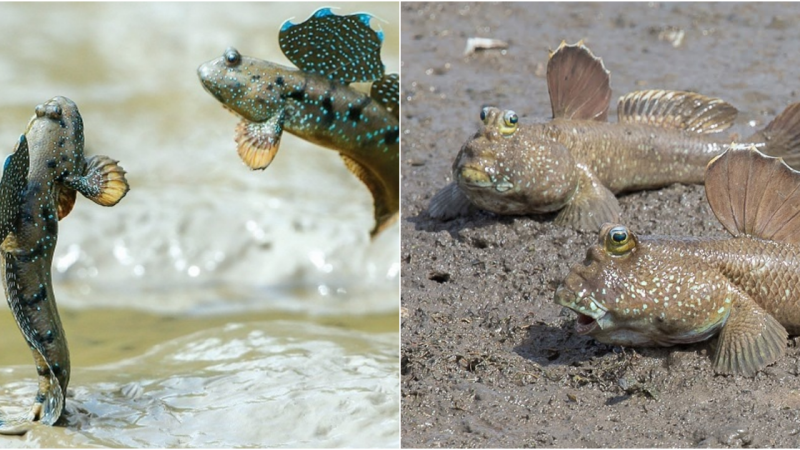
[617,90,737,134]
[0,136,29,240]
[339,154,396,237]
[705,146,800,243]
[428,182,476,221]
[713,289,786,377]
[235,115,284,170]
[546,41,611,121]
[370,73,399,119]
[279,8,385,84]
[554,164,620,231]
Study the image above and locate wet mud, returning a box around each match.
[401,2,800,447]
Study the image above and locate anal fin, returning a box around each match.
[617,90,737,134]
[547,41,611,121]
[713,288,787,377]
[428,182,476,221]
[554,164,620,231]
[339,154,397,237]
[705,145,800,244]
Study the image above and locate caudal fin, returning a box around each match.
[747,102,800,169]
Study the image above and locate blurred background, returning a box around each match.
[0,2,399,447]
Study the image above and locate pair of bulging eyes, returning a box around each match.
[480,107,518,136]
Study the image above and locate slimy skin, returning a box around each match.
[0,96,128,432]
[197,8,399,236]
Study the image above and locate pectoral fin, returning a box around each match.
[428,182,476,221]
[235,114,284,170]
[279,8,385,84]
[713,290,787,377]
[339,154,397,237]
[617,90,737,134]
[63,155,130,210]
[554,164,620,231]
[705,145,800,244]
[546,41,611,121]
[370,73,399,119]
[0,135,29,239]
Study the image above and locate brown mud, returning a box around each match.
[401,2,800,447]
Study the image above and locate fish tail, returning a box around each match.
[747,102,800,169]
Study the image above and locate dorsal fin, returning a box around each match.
[546,41,611,121]
[705,145,800,243]
[370,73,399,119]
[618,90,737,134]
[279,7,385,85]
[0,135,29,240]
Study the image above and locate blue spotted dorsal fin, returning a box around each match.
[279,7,386,84]
[0,135,30,241]
[370,73,399,119]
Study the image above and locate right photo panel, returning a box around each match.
[402,2,800,447]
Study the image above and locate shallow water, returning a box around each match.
[0,2,399,447]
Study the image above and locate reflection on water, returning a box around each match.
[0,2,398,447]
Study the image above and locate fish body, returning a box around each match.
[556,147,800,377]
[198,8,399,236]
[0,96,129,430]
[430,42,800,231]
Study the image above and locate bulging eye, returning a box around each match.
[605,225,636,255]
[480,107,489,123]
[499,110,518,136]
[224,47,242,67]
[503,111,518,126]
[46,103,62,120]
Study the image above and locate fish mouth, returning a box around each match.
[575,313,600,335]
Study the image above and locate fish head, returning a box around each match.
[25,96,84,170]
[554,224,727,347]
[197,48,286,123]
[453,107,578,214]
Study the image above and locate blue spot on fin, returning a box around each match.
[369,73,399,119]
[278,7,386,84]
[0,135,30,241]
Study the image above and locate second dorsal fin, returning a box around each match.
[370,73,399,119]
[705,145,800,244]
[279,7,385,84]
[618,90,738,134]
[546,41,611,121]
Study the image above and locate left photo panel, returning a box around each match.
[0,2,399,447]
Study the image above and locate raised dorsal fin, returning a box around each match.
[370,73,399,119]
[546,41,611,121]
[618,90,737,134]
[279,7,385,85]
[705,145,800,243]
[0,135,29,240]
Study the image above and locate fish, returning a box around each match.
[197,7,399,237]
[554,145,800,377]
[429,41,800,231]
[0,96,129,433]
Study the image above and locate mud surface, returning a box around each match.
[401,2,800,447]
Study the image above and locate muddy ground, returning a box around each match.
[400,2,800,448]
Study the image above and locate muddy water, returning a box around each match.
[0,2,398,447]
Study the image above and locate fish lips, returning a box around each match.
[554,284,606,335]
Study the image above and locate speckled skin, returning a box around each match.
[197,52,399,232]
[557,231,800,346]
[0,97,128,429]
[454,112,725,216]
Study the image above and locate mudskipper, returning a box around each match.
[198,7,399,237]
[0,97,129,433]
[556,146,800,377]
[430,41,800,231]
